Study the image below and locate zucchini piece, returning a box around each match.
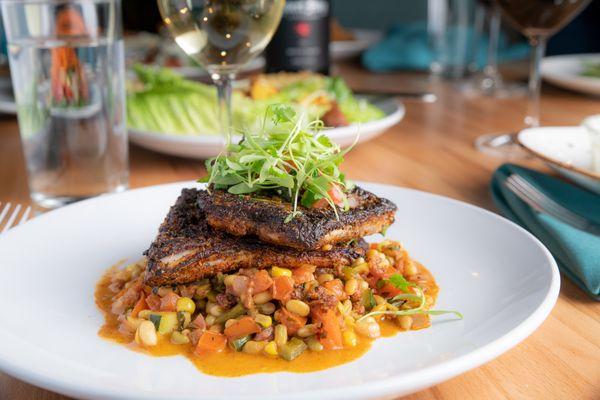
[363,289,376,311]
[279,337,307,361]
[230,335,251,352]
[177,311,191,330]
[149,314,161,331]
[215,303,246,324]
[157,312,178,334]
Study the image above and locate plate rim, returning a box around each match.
[541,53,600,95]
[128,99,405,145]
[0,181,560,400]
[517,126,600,180]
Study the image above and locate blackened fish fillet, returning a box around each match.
[144,189,366,286]
[202,187,396,250]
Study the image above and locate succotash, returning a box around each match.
[101,240,459,361]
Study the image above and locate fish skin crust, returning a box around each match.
[144,189,367,286]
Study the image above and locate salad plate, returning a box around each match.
[518,126,600,195]
[541,54,600,96]
[129,96,404,159]
[0,181,559,400]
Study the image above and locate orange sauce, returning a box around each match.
[95,262,438,377]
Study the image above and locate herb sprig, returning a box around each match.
[201,104,355,222]
[358,274,463,322]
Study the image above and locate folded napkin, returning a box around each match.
[491,164,600,300]
[362,22,530,72]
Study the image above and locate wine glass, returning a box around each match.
[462,0,525,98]
[475,0,591,157]
[157,0,285,143]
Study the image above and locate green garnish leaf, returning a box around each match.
[203,104,353,221]
[386,273,416,293]
[149,314,161,330]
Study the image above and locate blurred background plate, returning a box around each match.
[128,96,404,159]
[541,54,600,96]
[518,126,600,194]
[330,29,382,61]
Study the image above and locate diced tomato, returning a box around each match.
[323,279,346,301]
[145,293,161,311]
[272,276,295,302]
[312,308,343,350]
[224,316,261,339]
[195,331,227,354]
[292,266,315,284]
[159,291,180,312]
[131,293,147,317]
[312,183,345,209]
[252,270,273,293]
[275,308,307,336]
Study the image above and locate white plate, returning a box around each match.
[0,181,559,400]
[129,97,404,159]
[541,54,600,96]
[518,126,600,194]
[330,30,382,61]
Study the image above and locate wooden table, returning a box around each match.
[0,62,599,400]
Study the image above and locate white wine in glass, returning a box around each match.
[157,0,285,140]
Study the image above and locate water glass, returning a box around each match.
[1,0,128,209]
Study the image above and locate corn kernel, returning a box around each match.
[344,278,358,296]
[264,341,278,356]
[176,297,196,314]
[343,330,357,347]
[271,266,292,277]
[321,244,333,251]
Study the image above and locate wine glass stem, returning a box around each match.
[485,7,501,79]
[211,72,234,146]
[525,35,547,128]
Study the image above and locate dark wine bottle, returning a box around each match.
[265,0,330,74]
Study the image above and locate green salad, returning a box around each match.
[581,61,600,79]
[127,66,385,135]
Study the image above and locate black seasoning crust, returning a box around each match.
[202,186,397,250]
[144,189,367,286]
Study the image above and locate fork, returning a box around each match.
[504,174,600,236]
[0,203,32,233]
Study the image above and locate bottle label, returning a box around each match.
[266,0,330,74]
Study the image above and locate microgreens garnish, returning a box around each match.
[200,104,356,222]
[357,273,463,322]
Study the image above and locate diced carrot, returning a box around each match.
[323,279,346,301]
[275,308,307,336]
[145,293,161,311]
[160,291,180,312]
[252,270,273,293]
[195,331,227,354]
[272,276,295,302]
[313,308,343,350]
[378,282,402,298]
[131,293,147,317]
[292,266,315,284]
[224,316,261,339]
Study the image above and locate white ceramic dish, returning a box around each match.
[129,97,404,159]
[541,54,600,97]
[0,181,559,400]
[518,126,600,195]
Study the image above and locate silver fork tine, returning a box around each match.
[505,174,600,235]
[1,204,21,233]
[509,175,589,227]
[0,202,11,230]
[18,206,31,225]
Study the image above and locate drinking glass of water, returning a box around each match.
[1,0,128,209]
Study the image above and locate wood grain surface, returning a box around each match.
[0,61,598,400]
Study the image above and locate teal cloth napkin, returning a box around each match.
[362,22,530,72]
[491,164,600,300]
